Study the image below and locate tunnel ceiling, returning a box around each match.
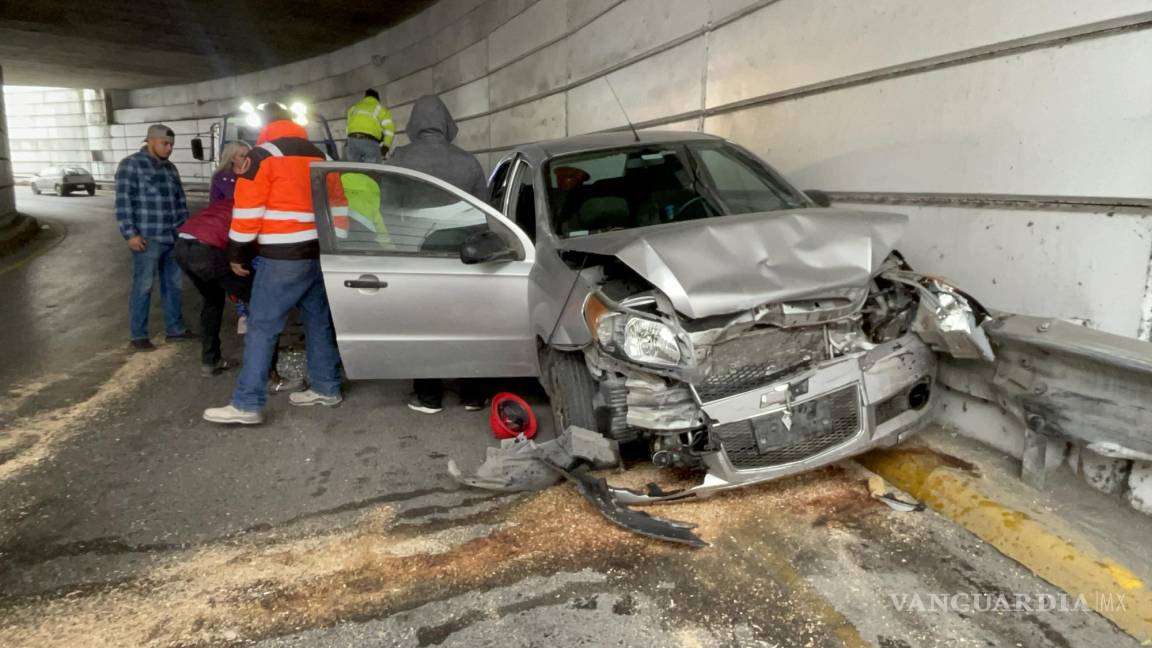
[0,0,438,90]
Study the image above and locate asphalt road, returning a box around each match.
[0,188,1140,647]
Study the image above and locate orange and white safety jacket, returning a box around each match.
[228,120,347,262]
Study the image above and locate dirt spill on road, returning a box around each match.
[0,464,877,647]
[0,345,178,483]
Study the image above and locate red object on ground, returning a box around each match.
[489,392,538,440]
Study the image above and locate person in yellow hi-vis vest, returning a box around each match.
[344,89,395,163]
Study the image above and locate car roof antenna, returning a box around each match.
[605,76,640,143]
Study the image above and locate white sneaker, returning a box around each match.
[203,404,263,425]
[407,396,443,414]
[237,315,248,335]
[289,390,343,407]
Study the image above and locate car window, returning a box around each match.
[64,167,88,176]
[545,147,716,237]
[545,143,806,237]
[508,161,536,243]
[323,170,490,257]
[693,147,803,214]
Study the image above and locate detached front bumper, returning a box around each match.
[612,334,937,504]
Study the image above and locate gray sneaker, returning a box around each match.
[203,404,264,425]
[289,390,343,407]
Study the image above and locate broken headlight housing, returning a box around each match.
[584,294,683,367]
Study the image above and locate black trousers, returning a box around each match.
[414,379,489,408]
[174,238,253,366]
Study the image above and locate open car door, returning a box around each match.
[309,162,537,380]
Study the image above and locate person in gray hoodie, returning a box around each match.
[389,95,487,199]
[389,95,490,414]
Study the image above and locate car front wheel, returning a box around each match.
[30,183,40,195]
[55,183,67,196]
[87,185,95,196]
[544,350,599,437]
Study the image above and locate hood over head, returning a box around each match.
[559,208,907,319]
[406,95,458,143]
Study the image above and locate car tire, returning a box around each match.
[87,186,95,196]
[544,349,599,437]
[30,184,40,195]
[55,184,66,196]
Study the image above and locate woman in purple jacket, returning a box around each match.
[210,141,250,202]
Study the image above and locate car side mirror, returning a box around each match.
[804,189,832,207]
[190,138,205,161]
[460,230,516,265]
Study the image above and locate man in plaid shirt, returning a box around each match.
[115,124,193,351]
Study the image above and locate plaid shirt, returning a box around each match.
[114,148,189,243]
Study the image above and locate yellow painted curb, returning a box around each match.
[859,448,1152,642]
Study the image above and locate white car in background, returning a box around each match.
[29,166,96,196]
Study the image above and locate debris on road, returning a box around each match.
[867,474,925,512]
[449,425,705,546]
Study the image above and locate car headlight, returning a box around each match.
[584,294,683,367]
[623,317,681,366]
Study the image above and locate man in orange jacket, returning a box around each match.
[203,104,346,424]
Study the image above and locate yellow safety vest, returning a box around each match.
[346,97,396,147]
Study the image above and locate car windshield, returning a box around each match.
[64,168,88,176]
[545,142,807,237]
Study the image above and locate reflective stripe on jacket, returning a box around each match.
[346,96,396,147]
[228,120,347,262]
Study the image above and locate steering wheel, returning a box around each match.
[674,196,708,219]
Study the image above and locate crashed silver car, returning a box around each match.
[310,132,990,499]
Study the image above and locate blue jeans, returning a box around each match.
[129,241,186,340]
[231,257,342,412]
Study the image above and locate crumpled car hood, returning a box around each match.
[558,208,908,319]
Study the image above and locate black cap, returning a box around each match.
[365,89,379,100]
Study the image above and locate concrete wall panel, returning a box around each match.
[441,78,490,120]
[705,32,1152,198]
[567,0,710,82]
[566,37,705,135]
[488,0,568,69]
[848,203,1152,338]
[706,0,1152,107]
[489,94,566,148]
[488,39,569,107]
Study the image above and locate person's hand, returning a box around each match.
[230,262,251,277]
[127,235,147,252]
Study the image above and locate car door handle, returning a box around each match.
[344,278,388,289]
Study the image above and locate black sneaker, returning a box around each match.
[166,331,198,342]
[130,339,156,352]
[407,396,443,414]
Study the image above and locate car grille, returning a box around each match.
[711,385,861,470]
[694,327,827,402]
